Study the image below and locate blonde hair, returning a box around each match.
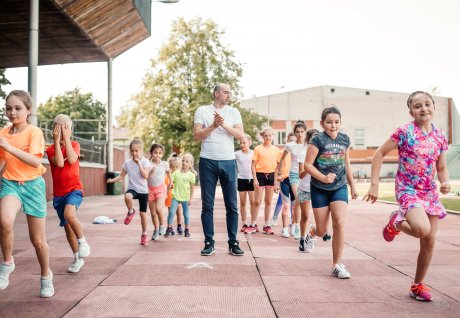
[54,114,73,128]
[6,90,33,124]
[242,133,252,143]
[129,137,143,150]
[182,153,197,175]
[168,155,181,171]
[259,127,273,137]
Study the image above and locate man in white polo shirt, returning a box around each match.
[194,83,245,256]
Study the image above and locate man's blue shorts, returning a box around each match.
[52,190,83,227]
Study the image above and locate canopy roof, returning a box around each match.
[0,0,151,68]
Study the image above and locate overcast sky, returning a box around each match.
[3,0,460,122]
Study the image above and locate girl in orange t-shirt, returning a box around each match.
[0,90,54,297]
[246,128,280,235]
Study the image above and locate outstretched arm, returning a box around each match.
[363,138,397,203]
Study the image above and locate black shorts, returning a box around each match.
[126,189,148,212]
[237,178,254,192]
[256,172,275,187]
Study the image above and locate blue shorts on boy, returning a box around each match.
[52,190,83,227]
[0,177,47,218]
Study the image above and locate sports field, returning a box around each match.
[354,180,460,213]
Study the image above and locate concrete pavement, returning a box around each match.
[1,187,459,317]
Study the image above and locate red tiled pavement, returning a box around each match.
[1,187,459,317]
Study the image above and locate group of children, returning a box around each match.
[0,90,450,302]
[107,140,196,245]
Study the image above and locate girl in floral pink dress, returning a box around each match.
[364,91,451,302]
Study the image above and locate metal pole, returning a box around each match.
[267,95,270,126]
[107,58,114,172]
[28,0,39,125]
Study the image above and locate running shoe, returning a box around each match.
[263,225,274,235]
[124,209,135,225]
[410,283,432,301]
[331,263,351,279]
[383,211,401,242]
[140,234,148,246]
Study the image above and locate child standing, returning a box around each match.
[0,90,54,297]
[107,137,150,245]
[246,128,280,235]
[235,134,254,232]
[278,121,308,239]
[304,106,358,278]
[165,153,196,237]
[164,155,183,235]
[46,114,90,273]
[147,143,170,241]
[275,138,294,238]
[364,91,450,301]
[297,128,319,252]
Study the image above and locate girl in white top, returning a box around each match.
[235,134,255,232]
[148,143,171,241]
[278,120,308,239]
[107,137,150,246]
[298,129,319,253]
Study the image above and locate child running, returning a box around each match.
[278,121,308,239]
[363,91,450,301]
[165,153,196,237]
[271,132,296,227]
[297,128,319,252]
[304,106,358,278]
[235,134,254,232]
[148,143,170,241]
[107,137,150,245]
[0,90,54,297]
[246,127,280,235]
[275,136,294,238]
[46,114,90,273]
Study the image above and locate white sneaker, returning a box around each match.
[304,234,316,253]
[331,263,351,279]
[0,263,15,290]
[281,227,290,238]
[294,224,301,240]
[159,225,166,235]
[270,218,278,226]
[290,224,295,236]
[68,258,85,273]
[78,241,90,258]
[151,229,159,240]
[40,270,55,298]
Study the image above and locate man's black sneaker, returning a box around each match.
[228,242,244,256]
[299,239,305,252]
[201,242,215,256]
[323,233,332,242]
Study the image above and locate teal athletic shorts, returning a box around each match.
[0,177,47,218]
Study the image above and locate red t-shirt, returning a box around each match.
[45,141,84,197]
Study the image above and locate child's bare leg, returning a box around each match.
[238,191,247,223]
[397,208,431,238]
[330,201,347,265]
[263,187,275,224]
[27,215,50,277]
[299,201,310,237]
[63,205,83,239]
[139,212,148,233]
[0,197,20,263]
[64,224,78,253]
[251,187,264,223]
[415,215,439,283]
[155,199,165,228]
[149,201,159,229]
[124,193,134,211]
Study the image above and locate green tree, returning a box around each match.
[38,88,106,140]
[118,17,265,158]
[0,68,11,127]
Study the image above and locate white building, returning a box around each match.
[241,85,459,178]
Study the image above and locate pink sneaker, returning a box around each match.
[124,210,135,225]
[383,211,400,242]
[263,225,274,235]
[410,283,432,301]
[140,234,148,246]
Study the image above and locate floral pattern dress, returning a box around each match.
[391,122,448,219]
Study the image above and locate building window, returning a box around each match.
[276,131,287,145]
[355,129,365,146]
